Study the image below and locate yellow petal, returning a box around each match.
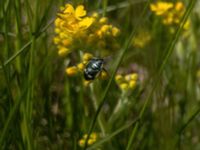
[78,139,85,147]
[58,47,70,56]
[75,5,86,20]
[79,17,94,29]
[130,73,138,80]
[112,27,120,37]
[77,63,85,70]
[53,37,60,44]
[66,66,78,76]
[64,4,74,14]
[62,38,72,46]
[129,80,137,89]
[99,69,108,80]
[99,17,108,24]
[115,75,123,83]
[83,53,93,61]
[119,83,129,91]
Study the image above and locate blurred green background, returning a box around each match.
[0,0,200,149]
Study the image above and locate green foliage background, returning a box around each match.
[0,0,200,149]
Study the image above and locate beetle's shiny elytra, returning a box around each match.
[84,58,104,80]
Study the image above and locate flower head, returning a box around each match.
[150,2,173,16]
[115,73,138,91]
[150,1,190,31]
[54,4,94,56]
[79,132,98,147]
[54,4,121,57]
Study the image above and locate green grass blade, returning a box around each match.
[87,118,139,150]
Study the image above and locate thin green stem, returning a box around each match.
[90,84,106,136]
[0,19,54,69]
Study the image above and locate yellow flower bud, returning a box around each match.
[54,28,61,34]
[112,27,120,37]
[91,12,99,18]
[99,17,108,24]
[175,2,184,11]
[83,53,93,61]
[101,25,110,33]
[62,39,72,46]
[88,139,95,145]
[58,47,70,56]
[54,18,62,27]
[183,20,190,30]
[77,63,85,70]
[119,83,129,91]
[78,139,85,147]
[129,80,137,89]
[53,37,60,44]
[59,32,67,39]
[115,75,123,83]
[130,73,138,80]
[84,80,91,86]
[90,133,97,139]
[125,75,131,81]
[66,66,78,76]
[100,70,108,80]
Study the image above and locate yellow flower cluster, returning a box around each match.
[54,4,94,56]
[78,132,98,147]
[115,73,138,91]
[132,30,151,48]
[150,1,190,30]
[66,53,108,85]
[54,4,120,56]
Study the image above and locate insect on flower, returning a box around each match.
[84,58,108,80]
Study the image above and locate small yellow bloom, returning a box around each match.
[101,24,110,33]
[125,75,131,81]
[54,18,62,27]
[77,63,85,70]
[175,2,184,11]
[79,17,94,30]
[115,73,138,91]
[183,20,190,30]
[91,12,99,18]
[100,69,108,80]
[88,139,96,145]
[58,47,70,56]
[99,17,108,24]
[115,75,123,83]
[84,80,91,86]
[62,39,72,46]
[150,2,173,16]
[66,66,79,76]
[78,139,85,147]
[130,73,138,80]
[54,28,61,34]
[53,37,60,44]
[90,133,97,139]
[79,132,98,147]
[132,31,151,48]
[129,80,137,89]
[83,53,93,61]
[112,27,120,37]
[75,5,86,20]
[119,83,129,91]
